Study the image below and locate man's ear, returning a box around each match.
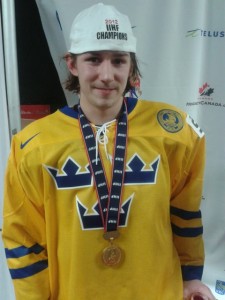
[65,54,78,76]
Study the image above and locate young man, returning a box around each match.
[2,3,216,300]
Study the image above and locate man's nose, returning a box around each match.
[99,60,114,82]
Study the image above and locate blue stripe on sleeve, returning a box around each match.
[171,223,203,237]
[5,244,45,259]
[170,206,202,220]
[181,265,203,280]
[9,259,48,279]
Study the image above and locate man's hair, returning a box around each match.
[63,53,141,95]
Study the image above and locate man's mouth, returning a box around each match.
[94,86,116,94]
[95,86,116,90]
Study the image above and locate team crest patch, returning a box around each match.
[157,109,183,133]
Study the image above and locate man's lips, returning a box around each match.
[93,87,117,94]
[94,86,116,91]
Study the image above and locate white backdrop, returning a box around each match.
[1,0,225,298]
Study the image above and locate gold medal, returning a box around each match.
[102,231,123,266]
[102,244,122,266]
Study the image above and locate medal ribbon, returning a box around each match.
[78,100,128,232]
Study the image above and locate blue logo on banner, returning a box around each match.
[215,280,225,295]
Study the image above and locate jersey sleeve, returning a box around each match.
[170,121,206,281]
[2,136,50,300]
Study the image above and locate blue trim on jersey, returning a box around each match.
[181,265,203,281]
[5,244,45,259]
[60,106,79,119]
[59,97,138,119]
[171,223,203,237]
[125,97,138,113]
[9,259,48,279]
[170,206,202,220]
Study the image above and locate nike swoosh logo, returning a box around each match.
[20,133,40,149]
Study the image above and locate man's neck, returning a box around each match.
[80,101,123,125]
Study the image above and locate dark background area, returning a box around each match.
[15,0,67,112]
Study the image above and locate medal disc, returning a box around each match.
[102,244,122,266]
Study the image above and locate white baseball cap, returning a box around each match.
[68,3,136,54]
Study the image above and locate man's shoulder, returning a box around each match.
[14,108,77,154]
[17,111,57,139]
[134,98,187,125]
[135,99,204,139]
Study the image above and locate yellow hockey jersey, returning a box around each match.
[2,98,205,300]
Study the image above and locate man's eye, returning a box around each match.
[88,57,100,63]
[113,58,128,65]
[113,59,123,64]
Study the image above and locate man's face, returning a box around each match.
[67,51,132,113]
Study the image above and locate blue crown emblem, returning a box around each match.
[45,154,160,189]
[45,157,92,189]
[76,194,134,230]
[125,154,160,184]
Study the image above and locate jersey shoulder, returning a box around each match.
[13,108,78,156]
[136,99,204,139]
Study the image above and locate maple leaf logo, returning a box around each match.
[199,83,214,96]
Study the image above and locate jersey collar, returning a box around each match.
[59,97,138,119]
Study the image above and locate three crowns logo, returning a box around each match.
[45,154,160,189]
[45,154,160,230]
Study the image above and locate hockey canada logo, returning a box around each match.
[186,82,225,108]
[199,82,214,97]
